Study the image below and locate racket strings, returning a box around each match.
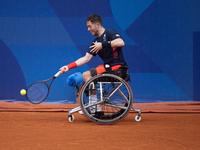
[27,82,49,103]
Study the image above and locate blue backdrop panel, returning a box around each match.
[0,40,26,101]
[0,0,56,17]
[110,0,154,31]
[48,0,113,17]
[125,0,199,100]
[193,32,200,101]
[0,17,73,45]
[0,0,200,103]
[130,73,191,102]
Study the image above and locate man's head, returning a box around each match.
[86,14,102,26]
[86,14,103,37]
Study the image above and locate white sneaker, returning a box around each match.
[97,105,102,112]
[78,105,102,115]
[88,105,102,114]
[89,106,96,114]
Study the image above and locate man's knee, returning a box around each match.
[82,71,92,82]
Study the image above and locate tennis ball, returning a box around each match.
[20,89,26,95]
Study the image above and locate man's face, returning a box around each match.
[87,21,98,36]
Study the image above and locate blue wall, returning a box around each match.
[0,0,200,103]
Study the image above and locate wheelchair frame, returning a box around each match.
[68,72,141,125]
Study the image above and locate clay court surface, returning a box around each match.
[0,102,200,150]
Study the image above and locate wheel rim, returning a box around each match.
[79,74,133,125]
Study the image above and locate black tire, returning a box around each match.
[79,74,133,125]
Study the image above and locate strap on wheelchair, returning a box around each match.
[104,64,114,73]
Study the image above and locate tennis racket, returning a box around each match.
[26,71,61,104]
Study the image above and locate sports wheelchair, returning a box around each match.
[68,66,141,125]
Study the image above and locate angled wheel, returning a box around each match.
[68,115,75,123]
[135,115,141,122]
[79,74,133,125]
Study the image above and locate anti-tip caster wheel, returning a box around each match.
[135,115,141,122]
[68,115,75,123]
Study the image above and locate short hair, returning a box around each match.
[86,14,102,26]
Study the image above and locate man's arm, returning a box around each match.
[59,52,94,74]
[110,38,125,48]
[90,38,125,54]
[75,52,94,66]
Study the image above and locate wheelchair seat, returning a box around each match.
[101,66,130,82]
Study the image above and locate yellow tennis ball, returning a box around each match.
[20,89,26,95]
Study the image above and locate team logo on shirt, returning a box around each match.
[103,34,107,41]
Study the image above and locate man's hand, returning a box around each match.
[89,42,103,54]
[59,66,69,75]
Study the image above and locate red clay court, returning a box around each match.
[0,101,200,150]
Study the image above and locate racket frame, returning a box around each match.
[26,71,60,104]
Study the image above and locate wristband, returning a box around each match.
[102,41,111,48]
[66,62,77,70]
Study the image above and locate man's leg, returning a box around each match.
[80,70,101,114]
[82,70,92,83]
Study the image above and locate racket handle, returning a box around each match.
[54,71,61,78]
